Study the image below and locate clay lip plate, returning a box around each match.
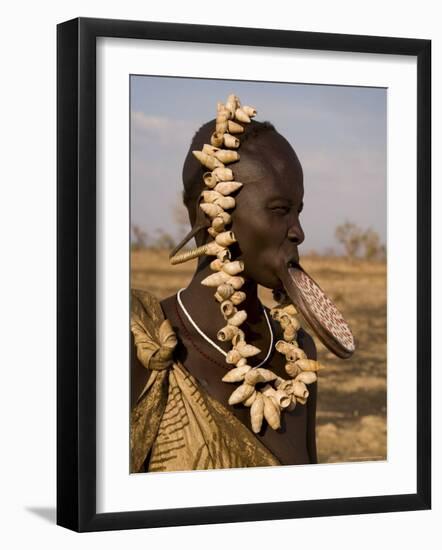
[280,262,356,359]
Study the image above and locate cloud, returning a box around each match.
[132,112,171,131]
[131,111,195,147]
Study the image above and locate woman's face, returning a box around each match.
[231,130,305,289]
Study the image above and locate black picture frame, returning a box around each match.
[57,16,431,532]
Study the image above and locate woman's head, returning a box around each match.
[182,117,305,290]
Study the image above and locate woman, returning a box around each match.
[130,95,319,473]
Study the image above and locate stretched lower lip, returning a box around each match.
[274,259,300,292]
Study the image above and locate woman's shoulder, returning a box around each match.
[131,288,169,360]
[297,327,317,360]
[131,287,165,323]
[131,287,178,373]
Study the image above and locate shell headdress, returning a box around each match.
[170,94,323,433]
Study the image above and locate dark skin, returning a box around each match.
[132,129,318,465]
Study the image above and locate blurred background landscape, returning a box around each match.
[131,76,387,465]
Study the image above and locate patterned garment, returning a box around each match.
[130,289,281,473]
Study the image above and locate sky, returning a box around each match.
[130,76,386,254]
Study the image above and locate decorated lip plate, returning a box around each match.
[283,264,356,359]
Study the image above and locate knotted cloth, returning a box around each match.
[131,317,177,371]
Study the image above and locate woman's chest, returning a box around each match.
[173,332,311,465]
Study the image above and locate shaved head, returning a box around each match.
[182,119,277,226]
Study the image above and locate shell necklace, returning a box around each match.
[177,287,274,368]
[169,93,324,434]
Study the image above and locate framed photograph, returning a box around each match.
[57,17,431,532]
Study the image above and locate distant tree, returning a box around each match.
[153,228,176,250]
[131,224,148,250]
[378,244,387,261]
[335,222,364,260]
[173,195,191,244]
[362,228,382,260]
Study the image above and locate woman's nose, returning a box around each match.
[287,219,305,245]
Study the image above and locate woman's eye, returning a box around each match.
[270,206,290,214]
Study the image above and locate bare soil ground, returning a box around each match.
[131,249,387,464]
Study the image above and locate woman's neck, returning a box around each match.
[178,257,264,346]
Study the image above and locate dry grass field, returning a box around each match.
[131,249,387,464]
